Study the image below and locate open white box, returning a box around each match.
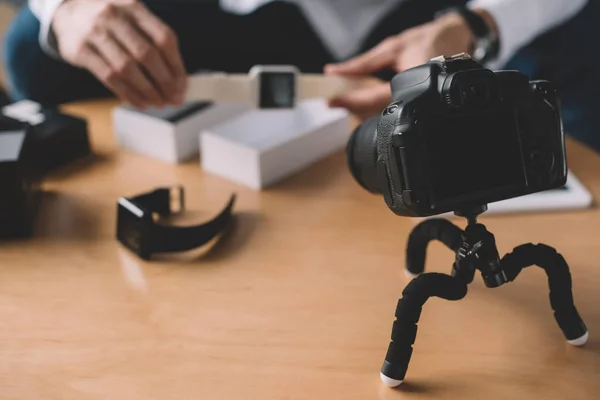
[200,99,351,189]
[113,102,251,163]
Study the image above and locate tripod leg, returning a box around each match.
[405,219,464,278]
[502,244,588,346]
[381,273,468,387]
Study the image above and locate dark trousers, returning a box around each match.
[4,0,600,151]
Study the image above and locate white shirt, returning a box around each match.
[30,0,588,68]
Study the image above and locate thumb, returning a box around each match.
[329,83,392,118]
[325,38,399,76]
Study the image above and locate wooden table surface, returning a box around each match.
[1,100,600,400]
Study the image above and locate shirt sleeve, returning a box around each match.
[467,0,588,69]
[28,0,66,58]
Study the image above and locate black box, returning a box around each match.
[30,109,91,171]
[0,117,41,238]
[2,101,91,172]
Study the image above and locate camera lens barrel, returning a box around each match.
[346,116,381,194]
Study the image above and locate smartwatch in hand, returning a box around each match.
[185,65,361,109]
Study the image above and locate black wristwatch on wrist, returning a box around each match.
[436,7,500,65]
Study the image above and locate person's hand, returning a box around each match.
[53,0,187,108]
[325,12,476,120]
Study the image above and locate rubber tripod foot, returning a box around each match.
[404,269,419,279]
[380,372,403,387]
[568,331,589,346]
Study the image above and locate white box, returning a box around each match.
[200,99,351,189]
[113,102,251,163]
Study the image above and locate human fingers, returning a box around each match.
[89,28,163,107]
[106,14,176,105]
[79,44,148,108]
[324,37,401,76]
[328,83,392,119]
[125,0,187,102]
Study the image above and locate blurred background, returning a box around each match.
[0,1,18,83]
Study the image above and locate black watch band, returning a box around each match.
[436,7,499,64]
[117,187,236,260]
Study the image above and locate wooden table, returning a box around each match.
[2,100,600,400]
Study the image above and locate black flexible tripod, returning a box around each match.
[380,205,589,387]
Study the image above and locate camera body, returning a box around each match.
[347,54,567,217]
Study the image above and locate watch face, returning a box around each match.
[259,71,296,109]
[117,199,151,259]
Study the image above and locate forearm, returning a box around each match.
[467,0,588,68]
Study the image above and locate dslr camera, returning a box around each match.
[347,53,567,217]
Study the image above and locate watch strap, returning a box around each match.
[185,72,255,105]
[123,187,236,257]
[151,194,236,253]
[455,7,491,39]
[298,74,362,101]
[130,187,180,216]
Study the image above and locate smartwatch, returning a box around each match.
[185,65,361,109]
[249,65,298,108]
[436,7,499,65]
[117,187,236,260]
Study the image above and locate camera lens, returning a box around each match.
[346,116,381,194]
